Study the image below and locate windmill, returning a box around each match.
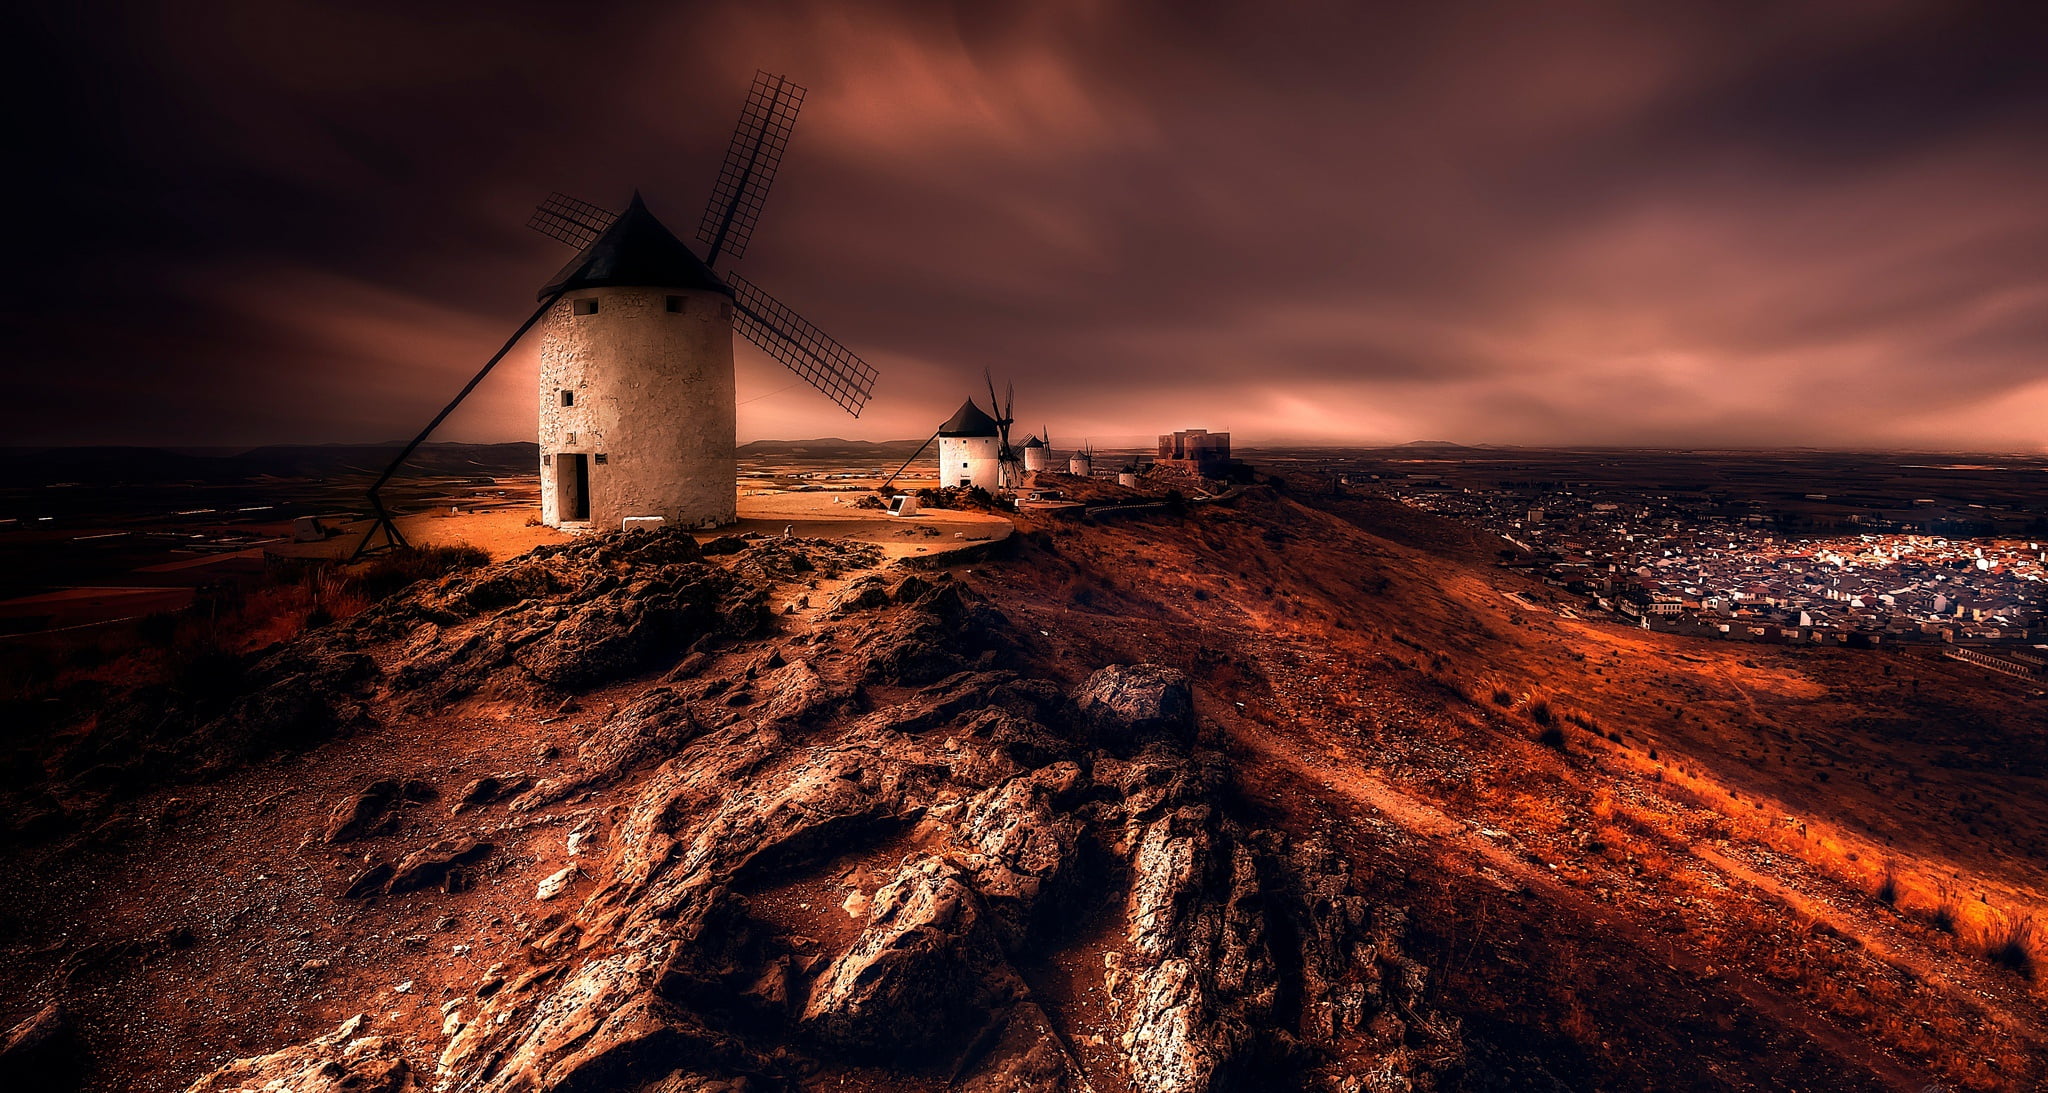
[1021,425,1052,475]
[352,70,875,557]
[881,391,998,495]
[877,370,1025,495]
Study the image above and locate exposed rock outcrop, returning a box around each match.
[388,838,493,895]
[801,854,1024,1056]
[0,1002,81,1092]
[185,1015,415,1093]
[1074,663,1196,750]
[178,536,1458,1093]
[323,778,436,843]
[367,530,769,698]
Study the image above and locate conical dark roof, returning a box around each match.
[1021,435,1045,448]
[938,399,1000,438]
[539,192,731,301]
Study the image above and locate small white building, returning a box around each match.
[1069,451,1093,476]
[936,400,1002,491]
[1021,435,1051,474]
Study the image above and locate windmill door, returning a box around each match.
[556,454,591,522]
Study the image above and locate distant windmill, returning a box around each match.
[1022,425,1051,475]
[353,70,876,557]
[878,370,1025,494]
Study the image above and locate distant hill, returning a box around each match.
[0,442,538,487]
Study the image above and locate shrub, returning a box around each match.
[1490,685,1514,707]
[1985,913,2037,978]
[853,493,887,510]
[912,485,1000,511]
[1929,881,1959,934]
[352,544,490,602]
[1528,697,1555,726]
[1874,862,1899,907]
[1537,726,1567,752]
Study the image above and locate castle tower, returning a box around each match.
[936,399,1002,490]
[536,194,737,531]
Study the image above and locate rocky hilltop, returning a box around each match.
[7,529,1458,1092]
[9,486,2046,1092]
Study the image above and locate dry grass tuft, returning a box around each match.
[1927,880,1960,934]
[1984,912,2038,979]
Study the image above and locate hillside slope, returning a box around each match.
[2,489,2043,1091]
[0,529,1456,1093]
[992,486,2048,1090]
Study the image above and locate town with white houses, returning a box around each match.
[1380,479,2044,672]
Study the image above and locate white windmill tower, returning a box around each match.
[1069,439,1094,477]
[350,71,878,555]
[877,372,1029,494]
[532,192,738,529]
[934,399,1002,490]
[1022,426,1051,475]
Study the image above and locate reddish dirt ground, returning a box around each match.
[3,484,2044,1091]
[988,486,2047,1090]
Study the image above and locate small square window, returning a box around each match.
[542,453,552,467]
[665,296,686,314]
[560,389,574,407]
[573,298,599,316]
[566,431,577,444]
[718,302,733,320]
[594,453,608,465]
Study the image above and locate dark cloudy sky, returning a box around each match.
[9,0,2047,450]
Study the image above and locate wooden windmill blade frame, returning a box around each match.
[698,70,805,269]
[528,192,618,250]
[728,272,877,418]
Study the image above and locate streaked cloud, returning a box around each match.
[10,0,2046,451]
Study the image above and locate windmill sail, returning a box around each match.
[698,70,805,268]
[728,272,877,417]
[528,192,618,250]
[984,370,1024,489]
